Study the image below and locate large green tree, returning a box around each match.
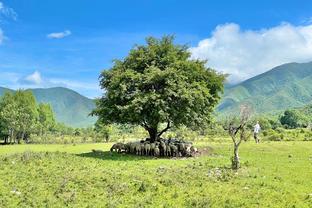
[92,36,225,142]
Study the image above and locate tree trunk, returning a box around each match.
[20,130,26,144]
[10,129,14,144]
[148,128,158,143]
[232,143,240,170]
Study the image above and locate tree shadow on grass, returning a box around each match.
[76,150,153,161]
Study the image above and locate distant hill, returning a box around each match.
[218,61,312,115]
[0,87,96,127]
[0,87,13,95]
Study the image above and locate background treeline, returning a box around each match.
[0,90,148,144]
[0,90,57,144]
[0,90,311,145]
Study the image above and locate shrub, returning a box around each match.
[266,133,282,141]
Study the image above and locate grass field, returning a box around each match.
[0,141,312,207]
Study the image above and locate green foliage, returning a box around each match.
[0,90,59,144]
[93,36,225,141]
[280,109,308,129]
[261,128,312,142]
[266,131,283,141]
[15,90,39,138]
[0,92,18,142]
[94,120,112,142]
[0,91,39,143]
[38,103,56,133]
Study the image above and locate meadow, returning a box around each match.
[0,140,312,208]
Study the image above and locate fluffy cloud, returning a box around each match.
[47,30,72,39]
[19,71,43,85]
[25,71,42,84]
[190,22,312,83]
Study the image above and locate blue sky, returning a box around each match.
[1,0,312,98]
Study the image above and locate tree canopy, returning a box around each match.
[38,103,56,135]
[0,90,56,144]
[280,109,308,129]
[92,36,225,141]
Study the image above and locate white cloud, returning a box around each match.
[20,71,43,85]
[47,30,72,39]
[0,1,17,20]
[190,22,312,83]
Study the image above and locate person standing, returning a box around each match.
[253,121,261,143]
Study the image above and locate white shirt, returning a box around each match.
[254,124,261,133]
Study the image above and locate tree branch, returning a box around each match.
[157,121,171,137]
[141,120,151,131]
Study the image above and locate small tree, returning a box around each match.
[92,36,225,142]
[228,105,252,170]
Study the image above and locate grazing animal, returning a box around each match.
[185,144,192,156]
[159,141,167,156]
[125,143,131,153]
[150,143,156,155]
[170,144,179,157]
[190,146,198,153]
[165,144,172,157]
[110,143,125,153]
[135,143,142,155]
[140,143,145,155]
[144,143,151,156]
[120,139,197,158]
[154,146,160,157]
[129,142,137,154]
[178,143,186,156]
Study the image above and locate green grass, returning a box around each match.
[0,141,312,207]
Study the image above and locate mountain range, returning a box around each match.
[0,87,96,128]
[218,61,312,115]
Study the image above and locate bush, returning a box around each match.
[266,132,283,141]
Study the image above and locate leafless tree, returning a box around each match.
[228,105,252,170]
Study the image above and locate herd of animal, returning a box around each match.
[110,138,198,157]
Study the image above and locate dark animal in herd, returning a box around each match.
[110,138,198,157]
